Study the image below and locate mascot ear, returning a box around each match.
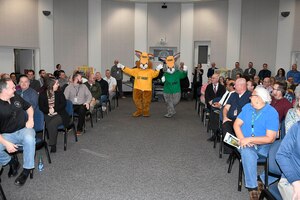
[135,50,142,59]
[174,52,180,62]
[148,53,154,60]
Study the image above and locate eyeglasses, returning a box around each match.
[250,94,258,98]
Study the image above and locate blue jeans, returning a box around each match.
[100,95,108,105]
[0,128,36,169]
[239,144,270,189]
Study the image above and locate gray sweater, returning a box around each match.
[64,83,92,105]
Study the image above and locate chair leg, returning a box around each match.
[43,142,52,164]
[73,126,78,142]
[64,131,67,151]
[227,152,235,173]
[238,159,243,191]
[219,133,223,158]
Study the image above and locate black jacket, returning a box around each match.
[38,90,70,128]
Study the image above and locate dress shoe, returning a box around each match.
[14,169,33,186]
[207,135,216,142]
[8,158,20,177]
[50,145,57,153]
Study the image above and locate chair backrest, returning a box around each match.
[34,108,44,132]
[268,140,282,176]
[279,118,286,139]
[65,100,74,116]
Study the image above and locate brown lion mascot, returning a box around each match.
[117,50,163,117]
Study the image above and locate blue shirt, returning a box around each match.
[16,88,38,111]
[237,103,279,137]
[287,70,300,84]
[276,122,300,183]
[226,90,251,120]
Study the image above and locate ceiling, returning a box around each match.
[115,0,223,3]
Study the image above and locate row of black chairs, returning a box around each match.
[196,99,285,199]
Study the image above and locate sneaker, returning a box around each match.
[121,96,126,99]
[102,106,107,112]
[164,113,172,118]
[76,131,82,136]
[249,190,259,200]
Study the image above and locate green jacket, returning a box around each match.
[163,70,187,94]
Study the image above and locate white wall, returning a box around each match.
[275,0,296,72]
[88,0,102,72]
[226,0,241,68]
[38,0,54,73]
[180,3,194,82]
[0,47,14,73]
[134,3,148,62]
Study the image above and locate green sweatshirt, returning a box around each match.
[163,70,187,94]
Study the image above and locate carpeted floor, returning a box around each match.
[1,97,248,200]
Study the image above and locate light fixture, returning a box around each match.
[162,3,167,9]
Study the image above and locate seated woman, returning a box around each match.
[38,78,70,153]
[276,122,300,200]
[285,92,300,133]
[233,86,279,200]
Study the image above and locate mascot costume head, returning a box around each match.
[135,50,154,70]
[160,52,180,74]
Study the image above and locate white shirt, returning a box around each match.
[103,76,117,92]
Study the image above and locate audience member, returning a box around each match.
[200,77,211,104]
[64,72,92,135]
[10,73,17,85]
[263,77,273,93]
[16,75,38,111]
[0,77,36,186]
[38,78,70,153]
[38,69,46,87]
[84,73,101,112]
[222,78,251,145]
[207,62,218,78]
[26,70,40,92]
[231,62,243,79]
[271,81,292,123]
[253,75,261,86]
[204,73,226,110]
[287,77,297,92]
[103,69,117,103]
[111,59,125,99]
[275,68,286,82]
[95,72,109,111]
[192,63,203,99]
[54,64,62,79]
[258,63,271,80]
[233,87,279,200]
[243,62,256,79]
[276,122,300,200]
[287,64,300,84]
[58,70,69,91]
[247,80,257,92]
[285,93,300,133]
[219,76,225,86]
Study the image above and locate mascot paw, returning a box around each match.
[117,63,125,69]
[133,111,142,117]
[143,111,150,117]
[161,76,165,83]
[156,64,163,71]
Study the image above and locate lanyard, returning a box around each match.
[74,85,80,97]
[251,110,262,137]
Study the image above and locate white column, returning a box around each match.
[226,0,241,68]
[38,0,54,73]
[134,3,147,63]
[180,3,194,83]
[275,0,295,72]
[88,0,102,72]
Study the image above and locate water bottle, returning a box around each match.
[38,155,44,172]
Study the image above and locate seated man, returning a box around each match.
[64,72,92,135]
[233,87,279,200]
[103,69,117,103]
[276,122,300,200]
[84,73,101,112]
[0,78,36,186]
[16,75,38,111]
[95,72,109,111]
[26,69,40,92]
[205,73,226,111]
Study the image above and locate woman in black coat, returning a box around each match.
[192,63,204,99]
[38,78,70,153]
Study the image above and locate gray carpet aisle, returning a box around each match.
[1,98,248,200]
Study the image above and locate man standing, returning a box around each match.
[103,69,117,103]
[53,64,62,79]
[111,59,125,98]
[258,63,271,80]
[207,62,218,78]
[287,64,300,84]
[243,62,256,79]
[64,72,92,135]
[231,62,243,80]
[0,78,36,186]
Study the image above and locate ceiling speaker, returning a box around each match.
[281,11,290,17]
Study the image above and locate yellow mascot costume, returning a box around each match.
[117,50,163,117]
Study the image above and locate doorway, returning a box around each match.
[14,49,35,75]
